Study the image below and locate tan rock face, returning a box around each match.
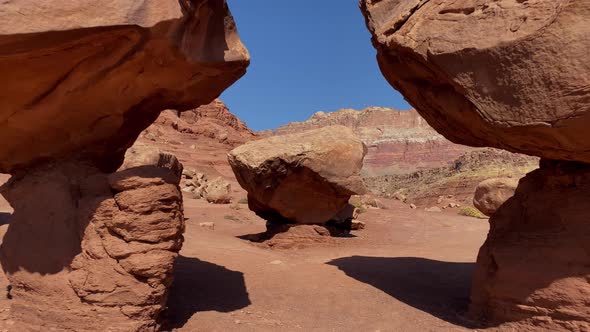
[473,178,519,217]
[264,107,471,176]
[361,0,590,163]
[228,126,367,225]
[0,159,184,332]
[0,0,249,173]
[471,160,590,329]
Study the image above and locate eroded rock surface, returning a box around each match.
[0,160,184,332]
[263,107,471,176]
[471,160,590,329]
[361,0,590,163]
[0,1,248,330]
[473,178,519,217]
[228,126,367,225]
[361,0,590,328]
[0,0,249,173]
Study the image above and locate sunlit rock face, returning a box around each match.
[0,1,249,331]
[229,126,367,225]
[361,0,590,329]
[361,0,590,163]
[0,0,250,173]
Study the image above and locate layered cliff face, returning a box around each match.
[264,107,471,176]
[145,99,257,147]
[362,0,590,329]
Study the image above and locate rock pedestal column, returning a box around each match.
[470,160,590,330]
[0,160,184,332]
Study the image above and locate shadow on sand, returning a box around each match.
[0,213,10,226]
[164,256,251,329]
[327,256,478,327]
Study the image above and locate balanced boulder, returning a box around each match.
[361,0,590,163]
[228,126,367,225]
[361,0,590,328]
[473,178,519,216]
[0,0,249,173]
[0,1,249,331]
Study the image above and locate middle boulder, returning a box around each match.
[228,126,367,225]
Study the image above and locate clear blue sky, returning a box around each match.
[222,0,411,131]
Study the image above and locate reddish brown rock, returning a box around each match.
[361,0,590,329]
[471,160,590,329]
[0,159,184,332]
[264,107,471,176]
[228,126,367,225]
[361,0,590,163]
[0,0,249,173]
[473,178,519,217]
[147,99,257,146]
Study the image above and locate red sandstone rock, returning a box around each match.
[471,160,590,329]
[264,107,471,176]
[228,126,367,225]
[0,0,249,173]
[0,159,184,332]
[361,0,590,163]
[147,99,257,146]
[362,0,590,329]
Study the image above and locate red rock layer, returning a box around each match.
[264,107,471,176]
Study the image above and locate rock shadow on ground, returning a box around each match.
[327,256,478,328]
[164,256,251,329]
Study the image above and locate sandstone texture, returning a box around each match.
[0,0,249,173]
[264,107,471,176]
[229,126,367,225]
[146,99,257,146]
[362,0,590,328]
[0,1,248,330]
[361,0,590,163]
[471,160,590,329]
[473,178,519,217]
[0,159,184,332]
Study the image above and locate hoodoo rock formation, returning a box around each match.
[362,0,590,329]
[0,0,249,173]
[228,126,367,226]
[361,0,590,163]
[264,107,471,176]
[0,1,249,331]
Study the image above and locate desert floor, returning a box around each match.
[0,173,500,332]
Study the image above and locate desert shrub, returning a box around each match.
[458,206,487,219]
[238,197,248,204]
[223,214,239,221]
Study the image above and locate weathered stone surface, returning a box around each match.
[361,0,590,163]
[151,99,258,146]
[471,160,590,329]
[264,107,472,176]
[0,0,249,173]
[362,1,590,329]
[203,177,232,204]
[0,159,185,332]
[228,126,367,225]
[473,178,519,217]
